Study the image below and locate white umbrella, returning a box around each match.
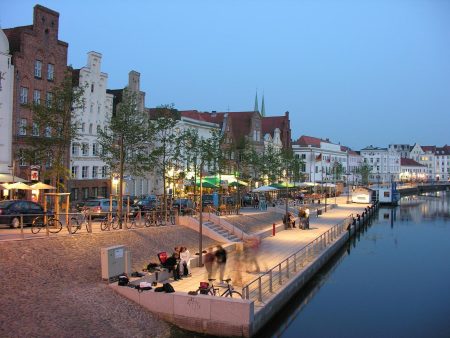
[4,182,33,190]
[298,182,318,187]
[29,182,57,190]
[252,185,279,192]
[323,183,336,188]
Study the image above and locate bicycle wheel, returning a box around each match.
[100,218,109,231]
[31,216,44,234]
[144,216,152,227]
[70,217,79,234]
[48,217,63,233]
[222,289,243,298]
[126,218,133,229]
[111,218,120,230]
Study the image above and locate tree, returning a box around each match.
[332,162,344,181]
[23,69,84,192]
[357,162,372,186]
[97,88,153,221]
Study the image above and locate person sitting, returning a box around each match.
[164,252,181,281]
[288,212,296,228]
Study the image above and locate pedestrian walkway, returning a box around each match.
[166,198,368,304]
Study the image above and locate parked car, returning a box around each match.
[82,198,136,217]
[172,198,194,215]
[134,198,160,212]
[0,200,47,228]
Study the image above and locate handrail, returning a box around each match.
[241,213,354,303]
[207,206,245,240]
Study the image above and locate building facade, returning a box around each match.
[292,136,349,183]
[0,29,14,176]
[69,51,113,201]
[360,145,400,183]
[399,158,427,182]
[409,143,450,181]
[4,5,69,184]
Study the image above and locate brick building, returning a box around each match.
[4,5,69,185]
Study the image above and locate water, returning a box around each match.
[261,191,450,338]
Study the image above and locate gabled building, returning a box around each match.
[69,51,114,201]
[261,112,291,152]
[409,143,450,181]
[4,5,69,184]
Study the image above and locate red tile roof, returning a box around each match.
[401,158,425,167]
[262,116,285,136]
[293,135,325,147]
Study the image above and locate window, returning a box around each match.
[19,118,27,136]
[82,187,89,199]
[46,92,53,107]
[91,83,94,93]
[33,90,41,104]
[96,125,101,134]
[101,166,107,178]
[90,104,93,114]
[92,143,97,156]
[71,166,79,179]
[32,122,39,136]
[92,187,98,197]
[19,150,26,166]
[71,188,79,201]
[45,151,52,168]
[89,123,93,134]
[81,122,85,133]
[82,143,89,156]
[47,63,54,81]
[71,143,79,156]
[92,166,98,178]
[20,87,28,104]
[34,60,42,78]
[44,126,51,137]
[82,166,88,178]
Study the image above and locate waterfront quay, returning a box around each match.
[112,197,373,337]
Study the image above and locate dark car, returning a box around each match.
[134,198,160,212]
[0,200,47,228]
[172,198,194,215]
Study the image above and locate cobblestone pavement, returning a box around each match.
[0,226,217,338]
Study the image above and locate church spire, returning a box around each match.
[261,94,266,117]
[254,91,259,112]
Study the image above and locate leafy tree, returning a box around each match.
[97,88,153,219]
[332,162,344,181]
[23,69,84,192]
[357,162,372,186]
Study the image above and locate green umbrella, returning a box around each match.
[269,182,294,189]
[229,180,248,187]
[195,180,219,189]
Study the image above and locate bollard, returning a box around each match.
[272,223,276,236]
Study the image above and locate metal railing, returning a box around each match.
[241,213,354,303]
[206,206,246,240]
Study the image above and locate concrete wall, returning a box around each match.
[111,283,254,337]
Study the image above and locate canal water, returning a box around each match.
[260,191,450,338]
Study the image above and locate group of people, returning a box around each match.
[163,246,191,281]
[204,245,228,284]
[283,207,311,229]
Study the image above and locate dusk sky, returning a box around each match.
[1,0,449,150]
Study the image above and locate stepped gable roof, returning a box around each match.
[3,25,33,54]
[401,158,425,167]
[262,116,285,136]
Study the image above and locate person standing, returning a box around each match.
[305,207,310,229]
[204,247,215,279]
[179,246,191,277]
[215,245,227,284]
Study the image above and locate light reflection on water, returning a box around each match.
[259,191,450,338]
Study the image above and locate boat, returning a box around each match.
[371,182,400,205]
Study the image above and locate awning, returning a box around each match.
[0,173,27,183]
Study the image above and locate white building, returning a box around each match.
[409,143,450,181]
[399,158,427,182]
[292,136,349,183]
[69,52,113,200]
[360,145,400,183]
[388,144,412,159]
[0,29,14,176]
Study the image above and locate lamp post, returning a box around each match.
[285,159,289,223]
[198,161,204,267]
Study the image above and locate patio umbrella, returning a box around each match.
[323,183,336,188]
[29,182,57,190]
[269,182,294,189]
[195,180,219,189]
[0,173,27,183]
[4,182,33,190]
[298,182,318,187]
[252,185,278,192]
[229,180,248,187]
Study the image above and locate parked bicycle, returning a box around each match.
[198,278,242,298]
[100,213,121,231]
[69,207,90,234]
[31,214,63,234]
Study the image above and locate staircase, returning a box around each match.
[203,220,241,242]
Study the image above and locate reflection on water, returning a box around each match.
[259,191,450,338]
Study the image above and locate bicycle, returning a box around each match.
[100,213,121,231]
[31,214,63,234]
[198,278,243,298]
[144,211,158,227]
[69,208,90,234]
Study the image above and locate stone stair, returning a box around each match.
[203,221,241,242]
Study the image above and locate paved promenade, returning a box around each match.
[165,197,368,306]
